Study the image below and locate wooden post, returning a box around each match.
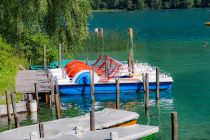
[62,68,65,79]
[26,94,31,115]
[90,69,95,106]
[43,45,47,70]
[116,79,120,109]
[10,93,19,128]
[99,28,104,38]
[89,68,95,131]
[39,123,44,138]
[5,91,11,122]
[55,81,61,119]
[171,112,178,140]
[50,78,55,105]
[142,73,146,92]
[105,61,109,77]
[29,58,32,69]
[128,28,134,74]
[34,83,39,111]
[86,57,89,65]
[58,44,62,68]
[145,73,149,112]
[94,28,99,34]
[156,67,160,100]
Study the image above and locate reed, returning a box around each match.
[73,31,130,53]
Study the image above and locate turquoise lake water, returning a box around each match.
[1,9,210,140]
[87,9,210,140]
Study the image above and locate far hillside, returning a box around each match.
[91,0,210,10]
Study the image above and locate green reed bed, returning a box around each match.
[74,31,130,53]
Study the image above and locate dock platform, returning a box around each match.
[16,70,50,94]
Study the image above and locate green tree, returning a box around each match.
[183,0,194,8]
[151,0,162,9]
[127,0,134,10]
[194,0,202,7]
[137,0,145,9]
[0,0,91,62]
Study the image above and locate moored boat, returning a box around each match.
[50,55,173,95]
[0,108,146,140]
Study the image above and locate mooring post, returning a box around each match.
[34,83,39,112]
[145,73,149,112]
[10,93,19,128]
[99,28,104,38]
[29,58,32,69]
[5,91,11,122]
[156,67,160,101]
[55,80,61,119]
[105,60,109,77]
[89,68,95,131]
[43,44,47,70]
[25,94,31,116]
[171,112,178,140]
[142,73,146,92]
[50,78,55,106]
[94,28,99,34]
[58,44,62,68]
[86,57,89,65]
[128,28,134,74]
[39,123,44,138]
[116,79,120,109]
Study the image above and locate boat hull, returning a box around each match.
[59,82,172,95]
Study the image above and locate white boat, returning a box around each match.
[0,108,140,140]
[49,55,173,95]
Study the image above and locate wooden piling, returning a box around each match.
[128,28,134,74]
[25,94,31,115]
[116,79,120,109]
[5,91,11,122]
[39,123,44,138]
[55,81,61,119]
[94,28,99,34]
[58,44,62,68]
[142,73,146,92]
[145,73,149,112]
[29,58,32,68]
[156,67,160,100]
[10,93,19,128]
[34,83,39,111]
[50,78,55,105]
[90,69,95,106]
[43,45,47,70]
[86,57,89,65]
[99,28,104,38]
[171,112,178,140]
[105,61,109,77]
[89,69,95,131]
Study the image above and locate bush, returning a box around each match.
[0,36,27,102]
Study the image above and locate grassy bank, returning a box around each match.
[0,36,27,104]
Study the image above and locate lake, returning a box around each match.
[1,9,210,140]
[87,9,210,140]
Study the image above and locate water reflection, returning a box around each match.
[60,90,174,115]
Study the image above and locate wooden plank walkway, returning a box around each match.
[16,70,51,94]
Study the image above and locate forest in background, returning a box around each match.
[91,0,210,10]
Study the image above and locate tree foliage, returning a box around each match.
[0,0,91,63]
[91,0,210,10]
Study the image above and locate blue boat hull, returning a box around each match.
[59,82,172,95]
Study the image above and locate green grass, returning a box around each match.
[0,36,27,104]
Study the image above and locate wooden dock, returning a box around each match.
[16,70,50,94]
